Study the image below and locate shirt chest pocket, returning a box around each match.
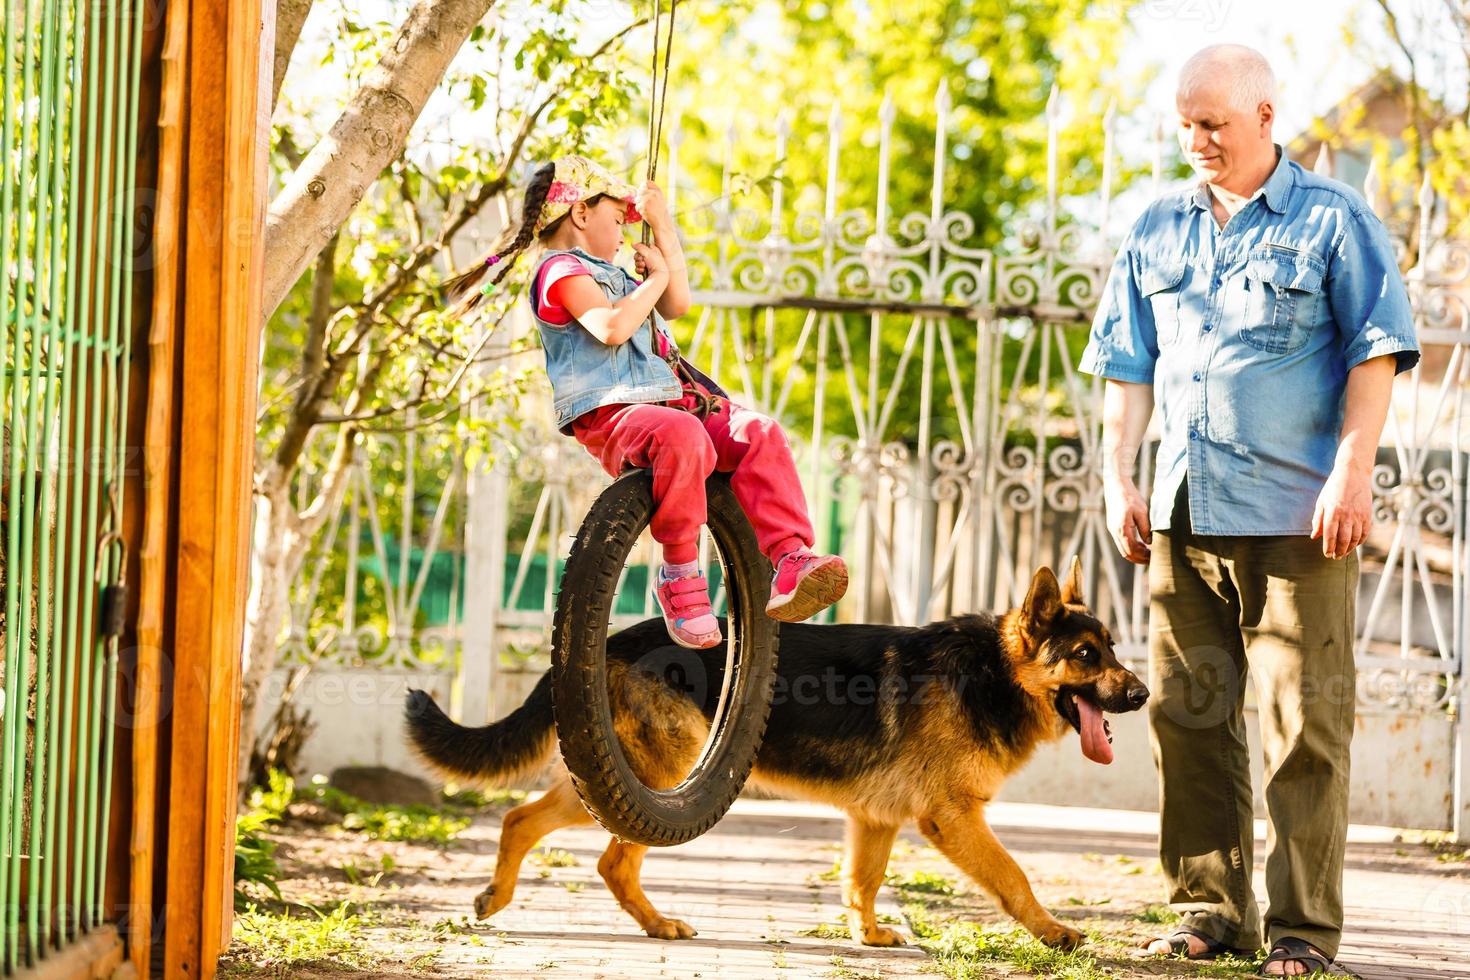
[1139,262,1186,348]
[1241,246,1325,354]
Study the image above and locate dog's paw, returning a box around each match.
[473,885,508,920]
[858,925,907,947]
[1036,920,1085,951]
[644,916,697,940]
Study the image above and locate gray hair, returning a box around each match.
[1178,44,1277,115]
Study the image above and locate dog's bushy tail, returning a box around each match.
[402,675,555,784]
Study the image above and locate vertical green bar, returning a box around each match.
[0,0,18,964]
[24,0,68,960]
[91,0,140,926]
[4,0,43,971]
[78,0,122,932]
[41,0,88,952]
[61,0,104,942]
[54,0,100,940]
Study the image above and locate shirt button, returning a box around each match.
[1189,430,1198,440]
[1202,323,1213,333]
[1192,372,1202,382]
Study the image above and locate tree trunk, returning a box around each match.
[237,483,301,793]
[238,428,359,794]
[262,0,498,317]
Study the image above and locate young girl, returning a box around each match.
[446,155,846,650]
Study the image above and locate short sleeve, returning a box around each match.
[532,254,594,326]
[1327,204,1421,375]
[1078,218,1159,384]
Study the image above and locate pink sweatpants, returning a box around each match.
[569,388,815,566]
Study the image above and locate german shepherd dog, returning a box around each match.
[402,559,1148,950]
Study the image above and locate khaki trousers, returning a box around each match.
[1148,483,1357,958]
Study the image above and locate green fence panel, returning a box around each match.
[1,0,144,972]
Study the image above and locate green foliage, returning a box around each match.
[900,892,1259,979]
[261,1,1168,656]
[1134,903,1180,924]
[797,920,852,939]
[440,783,527,808]
[916,919,1108,980]
[233,826,283,911]
[532,845,578,868]
[662,1,1149,446]
[263,0,648,659]
[1327,5,1470,243]
[229,901,378,974]
[669,1,1150,245]
[887,868,958,895]
[234,769,296,909]
[294,774,472,844]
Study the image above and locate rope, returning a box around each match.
[642,2,711,418]
[643,0,676,244]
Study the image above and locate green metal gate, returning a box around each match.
[2,0,145,973]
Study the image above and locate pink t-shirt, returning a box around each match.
[534,254,672,358]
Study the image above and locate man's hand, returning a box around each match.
[1104,473,1152,564]
[1311,462,1374,559]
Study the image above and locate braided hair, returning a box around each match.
[444,161,607,318]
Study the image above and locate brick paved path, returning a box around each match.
[377,799,1470,979]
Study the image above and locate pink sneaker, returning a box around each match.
[653,568,722,649]
[765,550,848,622]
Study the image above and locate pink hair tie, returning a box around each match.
[485,254,501,266]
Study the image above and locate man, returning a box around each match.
[1079,45,1420,978]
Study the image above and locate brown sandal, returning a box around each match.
[1258,938,1332,976]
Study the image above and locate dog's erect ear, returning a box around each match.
[1060,555,1084,605]
[1022,565,1064,630]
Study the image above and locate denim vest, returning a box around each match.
[529,247,727,433]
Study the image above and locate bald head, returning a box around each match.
[1178,44,1277,118]
[1175,44,1278,195]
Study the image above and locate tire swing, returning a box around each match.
[548,1,781,847]
[551,471,779,846]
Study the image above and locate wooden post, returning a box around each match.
[144,0,271,975]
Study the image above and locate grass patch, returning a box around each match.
[225,901,378,976]
[295,774,471,844]
[339,853,395,887]
[826,954,884,979]
[900,896,1261,980]
[886,869,957,896]
[440,783,528,809]
[532,846,578,868]
[1134,904,1180,925]
[797,920,851,939]
[234,769,295,909]
[813,859,843,881]
[915,918,1110,980]
[406,949,440,971]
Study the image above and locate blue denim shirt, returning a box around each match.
[529,247,726,433]
[1079,146,1420,535]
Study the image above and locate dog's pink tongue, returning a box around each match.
[1075,695,1113,765]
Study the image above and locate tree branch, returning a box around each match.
[264,0,500,318]
[1374,0,1431,261]
[316,14,646,334]
[261,233,343,487]
[316,305,515,423]
[272,0,316,117]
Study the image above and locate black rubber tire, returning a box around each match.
[550,468,779,847]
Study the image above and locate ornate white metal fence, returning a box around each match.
[277,83,1469,833]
